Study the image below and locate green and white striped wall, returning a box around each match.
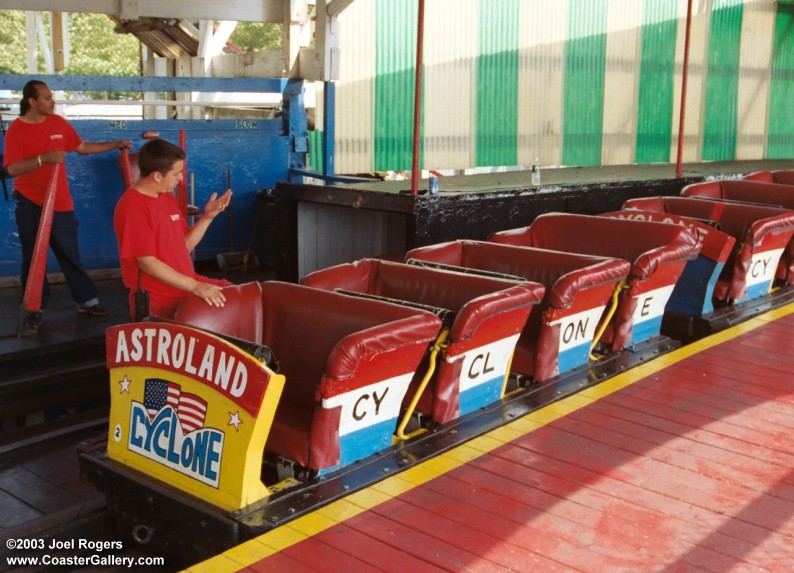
[311,0,794,174]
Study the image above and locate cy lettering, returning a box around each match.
[353,387,390,421]
[750,256,772,278]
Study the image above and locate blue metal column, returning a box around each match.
[285,79,308,181]
[323,81,335,177]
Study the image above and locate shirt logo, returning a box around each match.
[171,214,181,221]
[50,134,64,140]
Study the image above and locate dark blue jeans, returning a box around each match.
[15,193,98,308]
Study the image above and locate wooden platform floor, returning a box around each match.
[190,303,794,573]
[0,441,104,533]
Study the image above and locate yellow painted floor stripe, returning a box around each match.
[184,301,794,572]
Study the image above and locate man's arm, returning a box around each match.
[136,256,226,307]
[5,150,65,177]
[8,140,133,176]
[75,140,132,155]
[185,189,232,252]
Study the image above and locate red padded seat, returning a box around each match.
[173,281,264,343]
[744,170,794,186]
[620,196,794,302]
[404,240,630,382]
[303,259,545,423]
[489,213,701,352]
[681,179,794,284]
[175,281,442,474]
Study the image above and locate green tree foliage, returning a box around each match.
[0,11,139,77]
[229,22,283,52]
[0,11,139,98]
[0,11,28,74]
[65,13,140,77]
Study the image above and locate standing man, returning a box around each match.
[114,138,232,320]
[2,80,132,317]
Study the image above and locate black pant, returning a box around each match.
[14,192,98,308]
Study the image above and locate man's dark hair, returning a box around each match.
[20,80,47,116]
[137,138,186,177]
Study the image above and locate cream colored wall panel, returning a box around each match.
[601,0,642,165]
[423,0,478,170]
[211,51,285,78]
[671,0,711,163]
[335,0,376,174]
[517,0,568,167]
[736,0,774,160]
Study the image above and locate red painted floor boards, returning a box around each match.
[235,310,794,572]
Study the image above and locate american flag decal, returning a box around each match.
[178,392,208,433]
[143,379,208,434]
[143,379,172,418]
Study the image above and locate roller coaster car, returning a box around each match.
[302,259,545,424]
[171,281,444,479]
[616,196,794,305]
[81,280,446,561]
[83,280,442,523]
[489,213,701,352]
[403,241,631,382]
[681,179,794,284]
[743,170,794,186]
[604,206,734,316]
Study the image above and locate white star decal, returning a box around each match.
[228,411,242,431]
[119,375,131,393]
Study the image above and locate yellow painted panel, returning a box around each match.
[466,433,509,453]
[182,553,252,573]
[105,324,284,513]
[373,475,420,497]
[286,512,338,537]
[487,424,526,444]
[315,498,369,523]
[345,487,393,509]
[445,443,490,465]
[255,525,309,550]
[217,539,278,566]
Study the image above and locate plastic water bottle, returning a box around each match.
[531,157,541,186]
[428,177,439,195]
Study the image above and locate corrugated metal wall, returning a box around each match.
[768,2,794,158]
[319,0,794,174]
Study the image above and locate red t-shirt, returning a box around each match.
[114,188,197,308]
[2,114,82,211]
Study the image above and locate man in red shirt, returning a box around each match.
[3,80,132,317]
[114,138,232,319]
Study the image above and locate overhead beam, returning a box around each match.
[299,0,339,81]
[326,0,354,17]
[0,73,294,94]
[0,0,285,24]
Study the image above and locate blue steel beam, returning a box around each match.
[0,74,291,94]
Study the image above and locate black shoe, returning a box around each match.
[77,303,108,317]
